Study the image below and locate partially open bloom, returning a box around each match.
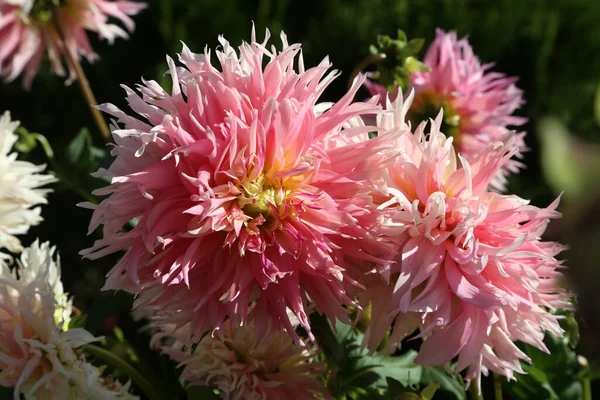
[0,0,146,89]
[362,94,570,390]
[0,241,138,399]
[0,111,56,253]
[14,239,73,328]
[365,29,527,190]
[171,320,329,400]
[81,29,397,343]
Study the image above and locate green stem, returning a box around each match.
[347,53,386,89]
[493,373,503,400]
[84,344,163,400]
[52,16,111,143]
[583,378,592,400]
[32,133,98,204]
[469,381,484,400]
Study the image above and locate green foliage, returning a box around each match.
[421,367,466,400]
[503,327,592,400]
[68,314,88,330]
[311,314,428,399]
[368,30,428,91]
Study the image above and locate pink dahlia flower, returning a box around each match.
[365,29,527,191]
[81,29,396,343]
[171,320,329,400]
[0,0,146,89]
[361,94,571,391]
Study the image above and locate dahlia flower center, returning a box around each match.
[238,175,286,222]
[408,91,461,140]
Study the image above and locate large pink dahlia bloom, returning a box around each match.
[82,30,396,343]
[365,29,527,191]
[0,0,146,89]
[362,94,570,390]
[168,321,329,400]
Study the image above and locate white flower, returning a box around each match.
[0,241,139,399]
[16,240,73,328]
[0,111,56,253]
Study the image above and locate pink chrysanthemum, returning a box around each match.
[365,29,527,191]
[169,320,329,400]
[361,94,571,390]
[0,0,146,89]
[81,29,396,343]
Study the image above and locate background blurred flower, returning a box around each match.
[361,95,570,391]
[366,29,527,191]
[0,111,55,253]
[81,29,396,343]
[171,320,329,400]
[0,0,146,89]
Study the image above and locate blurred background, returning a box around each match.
[1,0,599,398]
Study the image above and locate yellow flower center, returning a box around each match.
[238,175,286,222]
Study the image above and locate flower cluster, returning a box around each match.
[76,27,571,397]
[0,240,138,399]
[0,111,55,253]
[0,0,146,88]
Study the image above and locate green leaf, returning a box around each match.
[68,314,87,330]
[363,351,423,388]
[66,128,95,173]
[405,39,425,55]
[386,377,408,397]
[522,365,560,400]
[421,366,466,400]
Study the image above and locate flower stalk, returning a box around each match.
[84,344,163,400]
[51,16,111,143]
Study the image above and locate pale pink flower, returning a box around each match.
[81,29,396,343]
[170,320,329,400]
[0,0,146,89]
[361,94,570,391]
[0,240,138,399]
[365,29,527,191]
